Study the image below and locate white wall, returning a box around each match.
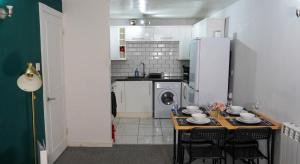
[211,0,300,126]
[62,0,112,146]
[110,18,199,26]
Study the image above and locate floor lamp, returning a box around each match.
[17,63,42,164]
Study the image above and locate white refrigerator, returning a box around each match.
[188,38,230,106]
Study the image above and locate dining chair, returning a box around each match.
[224,127,272,164]
[180,128,228,164]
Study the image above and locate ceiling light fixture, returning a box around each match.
[140,19,145,25]
[0,5,13,20]
[297,8,300,18]
[129,19,136,25]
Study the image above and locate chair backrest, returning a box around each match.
[190,128,227,142]
[233,127,272,142]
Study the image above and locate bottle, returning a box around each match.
[171,105,178,116]
[134,68,139,77]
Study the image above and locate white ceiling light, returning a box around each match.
[139,0,146,13]
[140,19,145,25]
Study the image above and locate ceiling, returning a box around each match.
[110,0,237,19]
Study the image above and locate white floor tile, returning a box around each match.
[162,128,174,136]
[162,135,173,144]
[139,119,161,128]
[115,136,138,144]
[138,136,164,144]
[116,124,139,136]
[160,119,173,128]
[138,127,163,136]
[118,118,140,125]
[115,117,175,145]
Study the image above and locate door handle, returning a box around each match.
[47,97,56,102]
[183,86,186,99]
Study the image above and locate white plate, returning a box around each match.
[236,117,262,124]
[186,118,211,125]
[182,109,202,115]
[226,109,247,115]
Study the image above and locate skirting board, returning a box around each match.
[117,112,152,118]
[68,140,113,147]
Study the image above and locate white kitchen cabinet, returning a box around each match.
[125,26,154,41]
[112,81,126,112]
[153,26,192,60]
[192,18,225,39]
[153,26,179,41]
[110,26,126,60]
[177,26,192,60]
[124,81,152,113]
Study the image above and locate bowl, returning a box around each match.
[186,106,199,112]
[192,113,207,121]
[240,113,255,120]
[230,106,244,113]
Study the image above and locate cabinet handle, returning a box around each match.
[160,37,173,40]
[149,83,151,96]
[121,90,123,103]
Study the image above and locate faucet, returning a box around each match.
[140,62,146,78]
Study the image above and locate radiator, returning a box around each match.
[279,122,300,164]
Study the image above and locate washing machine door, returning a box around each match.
[159,90,177,106]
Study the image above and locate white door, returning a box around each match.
[39,3,67,164]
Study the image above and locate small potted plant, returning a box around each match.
[210,102,225,118]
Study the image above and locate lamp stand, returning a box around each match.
[31,92,37,164]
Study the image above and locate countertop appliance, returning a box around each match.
[188,38,230,105]
[154,82,181,118]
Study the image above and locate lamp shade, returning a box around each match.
[17,63,42,92]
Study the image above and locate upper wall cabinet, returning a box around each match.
[177,26,192,60]
[110,26,126,60]
[153,26,179,41]
[192,18,225,39]
[125,26,155,41]
[110,26,192,60]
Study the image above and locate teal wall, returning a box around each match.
[0,0,62,163]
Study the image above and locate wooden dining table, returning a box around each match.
[170,109,281,164]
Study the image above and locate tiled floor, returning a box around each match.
[114,118,174,145]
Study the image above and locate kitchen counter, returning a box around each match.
[112,76,185,83]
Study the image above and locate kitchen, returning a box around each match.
[109,1,233,144]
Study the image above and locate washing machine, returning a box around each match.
[154,82,181,118]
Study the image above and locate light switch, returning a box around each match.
[35,63,41,71]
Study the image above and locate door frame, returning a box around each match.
[39,3,67,163]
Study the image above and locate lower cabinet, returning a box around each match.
[112,81,153,117]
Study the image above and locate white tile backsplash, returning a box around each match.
[112,41,188,77]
